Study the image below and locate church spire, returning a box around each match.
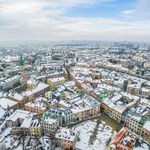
[19,54,24,66]
[19,54,25,72]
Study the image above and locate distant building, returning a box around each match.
[122,61,135,70]
[47,76,65,89]
[19,54,25,72]
[127,82,141,95]
[0,75,21,90]
[144,61,150,69]
[45,91,52,100]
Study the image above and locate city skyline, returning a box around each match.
[0,0,150,41]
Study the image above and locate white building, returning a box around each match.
[41,112,60,136]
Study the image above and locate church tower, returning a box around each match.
[19,54,25,72]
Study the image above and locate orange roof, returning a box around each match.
[110,127,127,145]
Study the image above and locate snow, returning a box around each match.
[48,76,65,82]
[0,75,21,86]
[25,101,46,110]
[73,120,114,150]
[133,141,150,150]
[0,107,5,119]
[0,98,18,109]
[6,109,30,122]
[2,127,12,137]
[43,117,58,124]
[16,144,23,150]
[111,94,122,103]
[24,82,49,96]
[0,135,4,142]
[8,92,24,101]
[55,127,77,142]
[143,120,150,131]
[21,115,33,128]
[141,87,150,93]
[40,136,52,150]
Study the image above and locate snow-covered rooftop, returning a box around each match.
[55,127,77,142]
[0,98,18,109]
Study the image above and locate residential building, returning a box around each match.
[47,76,65,89]
[122,102,150,136]
[8,92,28,108]
[144,61,150,69]
[109,127,137,150]
[127,82,141,95]
[0,75,21,90]
[0,98,18,110]
[55,127,78,150]
[25,101,47,115]
[142,120,150,143]
[30,119,42,136]
[48,108,73,126]
[24,82,50,101]
[41,111,60,136]
[6,109,31,127]
[45,91,52,100]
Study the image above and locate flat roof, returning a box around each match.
[0,98,18,109]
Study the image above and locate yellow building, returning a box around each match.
[27,80,33,89]
[76,62,88,68]
[127,83,141,95]
[47,76,65,89]
[45,91,52,99]
[101,102,109,113]
[144,61,150,69]
[30,120,42,136]
[142,120,150,143]
[92,106,100,116]
[25,101,46,115]
[102,95,128,123]
[8,92,28,108]
[25,92,34,101]
[24,82,50,101]
[72,107,94,122]
[73,110,83,121]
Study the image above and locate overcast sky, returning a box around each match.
[0,0,150,41]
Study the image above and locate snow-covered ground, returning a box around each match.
[133,140,150,150]
[73,120,115,150]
